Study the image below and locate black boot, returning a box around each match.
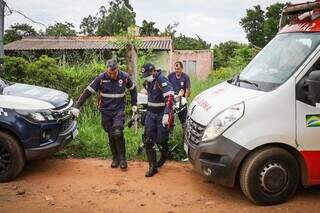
[113,130,127,170]
[157,143,169,168]
[145,144,158,177]
[108,134,119,168]
[118,139,127,169]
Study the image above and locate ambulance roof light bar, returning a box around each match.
[279,0,320,29]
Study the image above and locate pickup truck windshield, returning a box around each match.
[237,33,320,91]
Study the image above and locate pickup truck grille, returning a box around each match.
[51,99,73,120]
[185,118,205,145]
[59,116,74,132]
[52,99,75,133]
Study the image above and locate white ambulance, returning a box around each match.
[184,1,320,205]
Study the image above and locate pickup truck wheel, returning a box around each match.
[240,147,299,205]
[0,131,25,182]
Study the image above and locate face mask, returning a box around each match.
[145,75,155,82]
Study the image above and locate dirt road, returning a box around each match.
[1,159,320,213]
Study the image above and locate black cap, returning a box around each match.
[106,59,118,70]
[141,63,155,78]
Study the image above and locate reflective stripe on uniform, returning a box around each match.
[128,84,135,90]
[163,91,174,97]
[147,102,165,107]
[87,86,97,93]
[100,93,125,98]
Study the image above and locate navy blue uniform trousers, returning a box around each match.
[144,111,170,145]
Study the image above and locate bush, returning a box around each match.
[27,55,64,89]
[3,56,28,83]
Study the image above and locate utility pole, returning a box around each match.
[0,0,5,75]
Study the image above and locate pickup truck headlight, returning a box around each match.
[17,110,55,122]
[202,102,244,142]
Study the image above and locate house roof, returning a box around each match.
[4,36,172,51]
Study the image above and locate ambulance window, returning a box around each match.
[238,32,320,92]
[297,50,320,106]
[299,39,312,48]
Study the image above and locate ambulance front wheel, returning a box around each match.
[240,147,299,205]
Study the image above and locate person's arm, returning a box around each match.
[160,80,174,113]
[126,77,137,106]
[185,89,191,98]
[184,75,191,98]
[160,79,175,128]
[75,76,100,109]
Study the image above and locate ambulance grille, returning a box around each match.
[185,118,205,145]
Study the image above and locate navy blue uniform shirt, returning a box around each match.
[168,72,191,95]
[76,70,137,112]
[145,70,174,114]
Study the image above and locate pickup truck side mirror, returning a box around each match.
[306,70,320,106]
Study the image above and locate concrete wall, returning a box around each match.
[171,50,213,79]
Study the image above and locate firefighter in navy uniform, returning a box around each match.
[141,63,174,177]
[74,59,137,170]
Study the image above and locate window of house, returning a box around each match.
[182,60,197,75]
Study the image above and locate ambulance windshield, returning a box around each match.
[238,33,320,91]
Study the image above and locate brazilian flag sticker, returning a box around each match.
[306,114,320,127]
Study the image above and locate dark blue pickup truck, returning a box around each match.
[0,78,78,182]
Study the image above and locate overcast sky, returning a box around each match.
[4,0,302,44]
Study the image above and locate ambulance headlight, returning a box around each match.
[202,103,244,142]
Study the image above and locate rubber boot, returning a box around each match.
[108,134,119,168]
[118,138,128,170]
[113,131,127,170]
[145,145,158,177]
[157,143,169,168]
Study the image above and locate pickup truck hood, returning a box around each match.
[2,83,69,109]
[189,81,264,126]
[0,95,56,110]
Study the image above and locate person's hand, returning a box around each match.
[181,97,187,106]
[162,114,169,127]
[71,107,80,118]
[140,88,148,95]
[132,105,138,113]
[178,89,184,97]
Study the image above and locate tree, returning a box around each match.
[161,22,179,37]
[96,0,136,36]
[213,41,245,69]
[140,20,159,36]
[264,3,284,42]
[240,3,284,47]
[228,46,253,68]
[4,23,38,44]
[80,15,98,35]
[46,22,77,36]
[240,5,265,48]
[174,34,210,50]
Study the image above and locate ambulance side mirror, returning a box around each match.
[306,70,320,106]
